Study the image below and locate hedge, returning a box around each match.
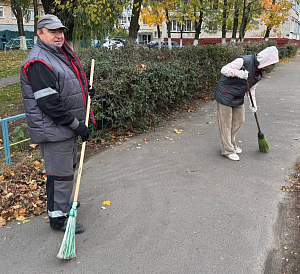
[77,40,297,133]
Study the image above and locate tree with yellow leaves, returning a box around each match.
[260,0,292,40]
[140,2,168,49]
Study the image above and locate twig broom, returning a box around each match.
[57,59,95,259]
[244,71,269,153]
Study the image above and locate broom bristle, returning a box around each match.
[57,207,77,259]
[258,137,269,153]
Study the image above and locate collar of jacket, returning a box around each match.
[36,37,74,60]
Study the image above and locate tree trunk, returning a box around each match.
[264,26,271,40]
[221,0,228,44]
[231,0,239,43]
[40,0,54,14]
[33,0,38,43]
[11,2,25,36]
[239,0,247,42]
[128,0,142,45]
[193,2,203,46]
[157,25,162,49]
[180,16,184,47]
[165,8,172,49]
[264,0,275,40]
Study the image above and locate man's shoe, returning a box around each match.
[235,147,242,154]
[224,153,240,161]
[59,218,85,234]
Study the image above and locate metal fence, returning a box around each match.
[0,113,28,165]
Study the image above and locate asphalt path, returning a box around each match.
[0,75,20,88]
[1,56,300,274]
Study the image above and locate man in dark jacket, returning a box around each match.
[214,46,279,161]
[20,14,95,233]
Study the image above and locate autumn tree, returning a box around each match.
[140,1,170,48]
[260,0,292,40]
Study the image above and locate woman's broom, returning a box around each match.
[244,70,269,153]
[57,59,95,260]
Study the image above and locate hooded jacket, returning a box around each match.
[214,46,279,107]
[20,38,90,143]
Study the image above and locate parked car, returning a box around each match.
[101,40,124,49]
[111,38,127,44]
[155,41,183,49]
[147,41,159,48]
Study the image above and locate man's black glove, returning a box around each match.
[88,84,95,99]
[73,122,89,142]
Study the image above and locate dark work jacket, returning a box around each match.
[214,54,261,107]
[20,38,91,143]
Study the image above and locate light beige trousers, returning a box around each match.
[216,102,245,155]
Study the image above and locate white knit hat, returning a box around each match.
[257,46,279,69]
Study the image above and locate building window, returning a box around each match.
[25,9,34,22]
[172,20,194,32]
[154,31,162,38]
[172,20,177,31]
[29,10,34,20]
[119,16,126,24]
[184,20,193,32]
[0,7,4,18]
[11,10,16,19]
[127,16,131,23]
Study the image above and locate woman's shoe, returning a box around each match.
[224,153,240,161]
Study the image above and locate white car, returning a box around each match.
[102,40,123,49]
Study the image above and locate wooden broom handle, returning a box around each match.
[242,66,262,133]
[73,59,95,202]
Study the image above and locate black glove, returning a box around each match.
[73,122,89,142]
[88,84,95,99]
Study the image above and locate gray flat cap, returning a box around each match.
[37,14,66,30]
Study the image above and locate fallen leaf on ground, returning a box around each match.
[102,200,111,206]
[174,128,183,134]
[29,144,38,148]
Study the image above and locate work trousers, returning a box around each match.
[40,136,77,229]
[216,102,245,155]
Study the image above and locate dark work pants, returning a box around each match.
[40,136,77,229]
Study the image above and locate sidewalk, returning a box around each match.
[0,56,299,273]
[0,75,19,88]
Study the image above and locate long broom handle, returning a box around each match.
[242,66,262,133]
[73,59,95,202]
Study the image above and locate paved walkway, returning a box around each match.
[0,75,19,88]
[0,56,300,273]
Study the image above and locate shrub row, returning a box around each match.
[77,40,295,133]
[278,43,298,59]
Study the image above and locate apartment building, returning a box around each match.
[119,1,300,47]
[0,1,44,32]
